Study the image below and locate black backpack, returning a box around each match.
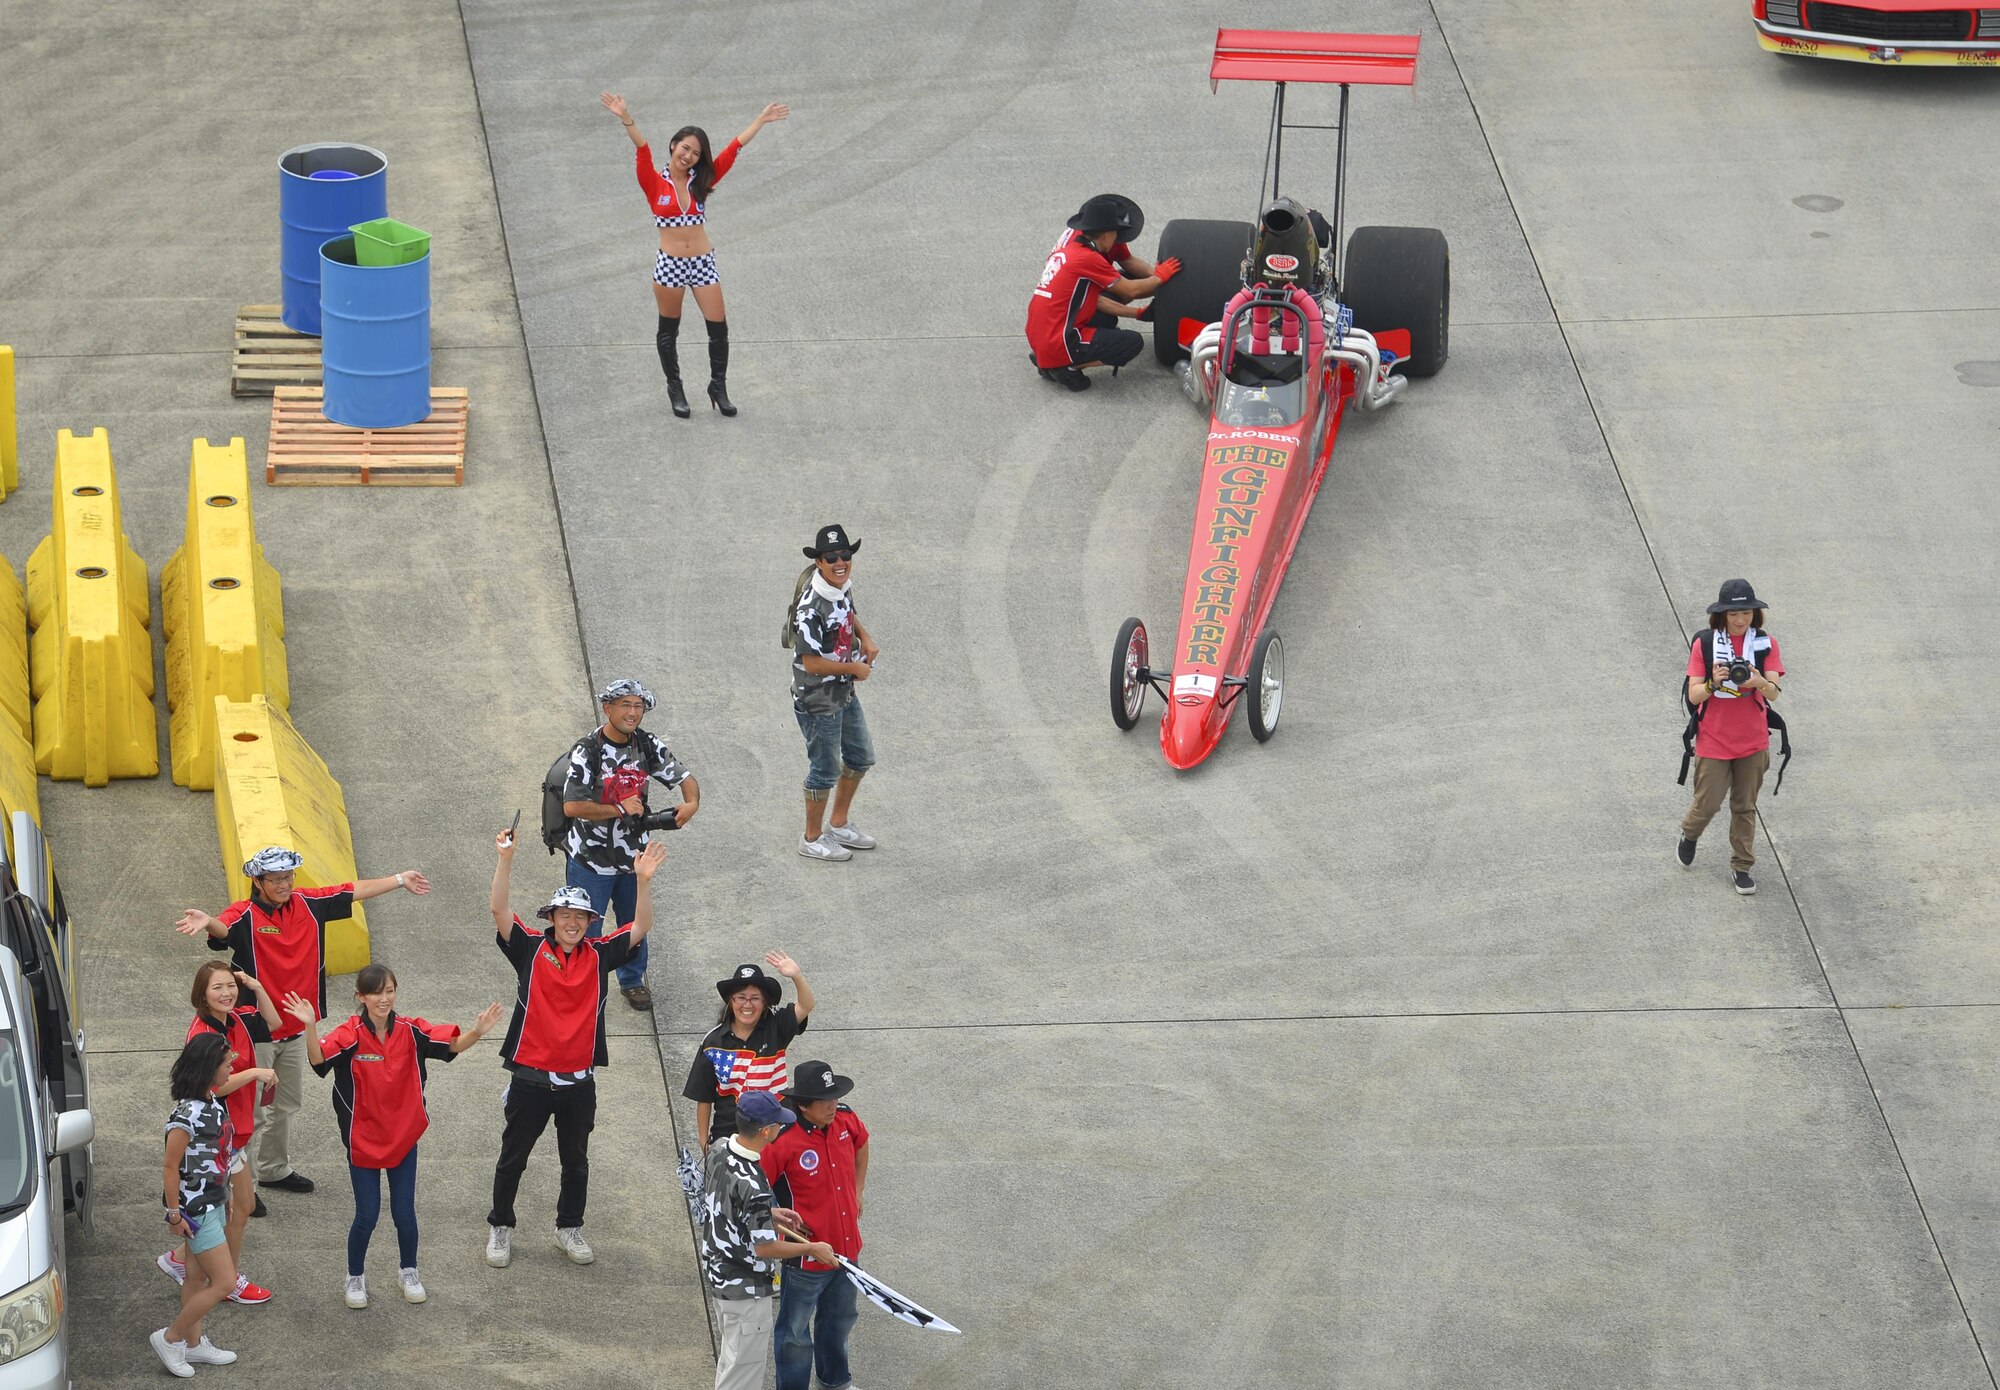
[779,564,816,648]
[1678,629,1791,794]
[541,730,609,854]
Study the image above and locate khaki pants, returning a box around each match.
[1680,748,1771,872]
[252,1034,307,1182]
[713,1295,775,1390]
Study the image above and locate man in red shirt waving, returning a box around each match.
[761,1060,871,1390]
[176,846,431,1199]
[1026,194,1180,392]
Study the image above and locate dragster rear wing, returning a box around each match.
[1209,30,1420,90]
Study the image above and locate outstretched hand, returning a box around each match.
[281,993,317,1029]
[765,951,801,979]
[173,909,214,938]
[397,871,432,896]
[473,1002,506,1035]
[757,102,791,125]
[600,91,631,121]
[636,841,668,881]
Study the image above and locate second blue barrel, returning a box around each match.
[279,143,388,335]
[319,236,431,428]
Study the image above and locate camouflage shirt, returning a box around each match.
[560,728,688,874]
[699,1138,780,1300]
[165,1098,233,1218]
[791,574,859,715]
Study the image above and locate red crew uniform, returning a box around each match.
[760,1105,869,1271]
[206,884,356,1037]
[311,1014,461,1169]
[1027,230,1132,369]
[189,1007,273,1154]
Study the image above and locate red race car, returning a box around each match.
[1753,0,2000,63]
[1110,30,1450,770]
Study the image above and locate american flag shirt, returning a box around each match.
[683,1004,807,1142]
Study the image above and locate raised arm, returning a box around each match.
[602,91,646,149]
[236,972,282,1034]
[451,1002,507,1054]
[735,102,789,147]
[628,842,667,944]
[355,870,429,903]
[174,908,231,941]
[491,830,517,939]
[766,951,814,1019]
[282,994,326,1067]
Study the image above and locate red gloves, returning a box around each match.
[1154,257,1183,284]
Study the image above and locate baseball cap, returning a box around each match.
[737,1091,796,1130]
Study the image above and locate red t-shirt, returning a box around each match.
[760,1105,869,1270]
[209,885,356,1040]
[496,918,634,1076]
[1026,230,1130,368]
[1688,631,1784,760]
[310,1013,459,1169]
[188,1007,272,1150]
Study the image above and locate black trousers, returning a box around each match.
[1069,310,1143,368]
[488,1076,595,1229]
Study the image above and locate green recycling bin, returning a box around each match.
[350,218,431,267]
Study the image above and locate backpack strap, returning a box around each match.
[1678,631,1714,787]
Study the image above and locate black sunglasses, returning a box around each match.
[821,550,853,563]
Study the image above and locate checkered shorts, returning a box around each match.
[653,250,719,288]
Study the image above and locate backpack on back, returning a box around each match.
[541,730,609,854]
[1678,629,1792,794]
[779,565,816,649]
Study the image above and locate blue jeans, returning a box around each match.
[773,1263,858,1390]
[795,697,876,793]
[565,858,646,990]
[349,1146,419,1275]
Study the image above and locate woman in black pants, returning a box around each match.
[601,90,788,417]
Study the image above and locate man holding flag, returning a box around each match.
[761,1061,870,1390]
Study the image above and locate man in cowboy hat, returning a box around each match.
[761,1060,871,1390]
[685,955,817,1146]
[791,525,880,862]
[1026,193,1181,391]
[485,828,667,1268]
[558,676,699,1010]
[176,847,431,1202]
[1679,578,1787,894]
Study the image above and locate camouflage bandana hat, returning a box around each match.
[536,886,603,922]
[242,846,304,878]
[597,678,657,710]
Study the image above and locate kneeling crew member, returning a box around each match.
[1027,193,1179,392]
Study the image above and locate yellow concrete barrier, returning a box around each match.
[212,695,368,973]
[25,429,157,785]
[163,438,288,790]
[0,346,17,500]
[0,555,27,741]
[0,721,38,869]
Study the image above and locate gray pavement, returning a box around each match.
[4,0,1999,1384]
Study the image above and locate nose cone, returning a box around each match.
[1161,700,1225,770]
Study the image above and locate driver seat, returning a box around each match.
[1222,286,1324,383]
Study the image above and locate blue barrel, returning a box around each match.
[279,143,387,335]
[319,236,431,429]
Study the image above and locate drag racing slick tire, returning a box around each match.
[1342,225,1450,378]
[1246,629,1284,743]
[1111,617,1150,731]
[1151,218,1256,367]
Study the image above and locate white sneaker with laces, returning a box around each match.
[156,1250,185,1285]
[149,1329,194,1379]
[798,832,852,862]
[185,1336,238,1366]
[399,1266,427,1303]
[344,1274,368,1309]
[825,822,877,850]
[556,1226,595,1265]
[486,1224,512,1268]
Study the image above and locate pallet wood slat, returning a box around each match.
[265,387,468,487]
[231,305,323,397]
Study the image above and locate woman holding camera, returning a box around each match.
[1678,579,1785,894]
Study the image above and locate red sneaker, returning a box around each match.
[227,1274,273,1305]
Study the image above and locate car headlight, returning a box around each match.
[0,1268,62,1364]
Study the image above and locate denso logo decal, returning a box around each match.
[1265,254,1299,272]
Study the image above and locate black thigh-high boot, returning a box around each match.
[656,315,690,418]
[705,318,735,417]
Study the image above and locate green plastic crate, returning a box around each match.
[349,217,431,267]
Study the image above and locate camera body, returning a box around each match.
[624,809,682,834]
[1726,659,1753,686]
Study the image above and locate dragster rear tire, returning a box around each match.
[1111,617,1149,732]
[1342,225,1450,379]
[1151,219,1255,367]
[1246,629,1284,743]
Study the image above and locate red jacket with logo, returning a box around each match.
[208,885,356,1041]
[761,1105,869,1269]
[188,1007,273,1148]
[496,918,634,1076]
[311,1013,460,1169]
[1026,230,1131,368]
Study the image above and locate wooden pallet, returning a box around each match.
[231,306,323,397]
[265,387,469,486]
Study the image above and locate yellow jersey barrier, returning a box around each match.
[0,346,17,500]
[212,695,368,973]
[163,438,288,790]
[0,556,27,741]
[25,429,157,785]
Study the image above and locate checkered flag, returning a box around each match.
[678,1145,705,1213]
[836,1257,962,1334]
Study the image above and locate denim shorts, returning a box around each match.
[795,697,876,792]
[187,1206,227,1254]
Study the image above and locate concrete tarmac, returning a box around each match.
[3,0,1998,1384]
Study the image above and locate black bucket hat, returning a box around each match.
[1706,578,1771,614]
[784,1060,854,1102]
[716,962,782,1005]
[804,523,861,560]
[1067,193,1144,240]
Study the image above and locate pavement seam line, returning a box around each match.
[1428,6,1998,1381]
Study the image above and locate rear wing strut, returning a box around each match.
[1209,29,1421,293]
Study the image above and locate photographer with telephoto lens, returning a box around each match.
[1677,579,1786,895]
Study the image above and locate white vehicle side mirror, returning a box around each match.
[52,1109,93,1157]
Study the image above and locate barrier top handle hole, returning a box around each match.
[231,733,260,743]
[71,486,103,497]
[205,495,239,508]
[74,567,107,579]
[209,578,241,590]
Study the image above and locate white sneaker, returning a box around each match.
[798,832,852,862]
[149,1329,194,1378]
[556,1226,595,1265]
[185,1335,238,1366]
[399,1266,427,1303]
[825,822,877,850]
[344,1273,368,1309]
[156,1250,185,1285]
[485,1224,512,1268]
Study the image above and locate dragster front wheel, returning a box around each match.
[1111,617,1149,731]
[1247,629,1284,743]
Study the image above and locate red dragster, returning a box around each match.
[1753,0,2000,63]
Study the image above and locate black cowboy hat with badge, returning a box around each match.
[783,1060,854,1103]
[1067,193,1144,240]
[804,523,861,560]
[716,962,783,1005]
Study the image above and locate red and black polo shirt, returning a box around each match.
[1026,229,1131,369]
[208,885,355,1040]
[496,917,634,1080]
[189,1006,273,1149]
[309,1012,460,1169]
[761,1104,869,1270]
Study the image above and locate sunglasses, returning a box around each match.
[821,550,853,563]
